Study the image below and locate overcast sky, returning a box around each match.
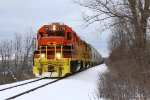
[0,0,109,56]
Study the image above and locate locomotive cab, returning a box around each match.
[33,23,76,77]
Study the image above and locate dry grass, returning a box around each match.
[0,70,35,85]
[97,48,150,99]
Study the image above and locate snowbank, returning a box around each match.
[0,64,107,100]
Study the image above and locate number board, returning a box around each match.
[45,27,65,31]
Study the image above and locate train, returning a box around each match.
[33,23,103,77]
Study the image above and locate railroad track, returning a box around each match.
[4,65,101,100]
[5,78,63,100]
[0,77,46,92]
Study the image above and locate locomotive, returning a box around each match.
[33,23,103,77]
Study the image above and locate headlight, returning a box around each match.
[53,27,56,31]
[56,53,61,60]
[52,25,56,31]
[40,54,45,58]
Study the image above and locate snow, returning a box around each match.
[0,64,107,100]
[0,79,38,89]
[0,79,56,100]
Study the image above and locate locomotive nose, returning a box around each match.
[41,37,64,46]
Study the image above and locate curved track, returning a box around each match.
[3,65,103,100]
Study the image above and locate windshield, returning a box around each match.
[46,31,65,37]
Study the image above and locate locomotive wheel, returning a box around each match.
[86,62,90,69]
[70,60,83,73]
[85,62,88,69]
[80,61,84,70]
[70,61,76,73]
[76,60,83,71]
[65,73,71,77]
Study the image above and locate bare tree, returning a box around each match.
[5,40,13,71]
[0,40,12,73]
[75,0,150,50]
[22,30,35,72]
[0,41,6,73]
[0,30,36,84]
[75,0,150,99]
[13,33,23,70]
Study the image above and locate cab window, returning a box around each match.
[67,32,72,40]
[46,31,64,37]
[39,32,44,40]
[46,32,54,36]
[56,31,65,37]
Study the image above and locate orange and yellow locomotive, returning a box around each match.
[33,23,102,77]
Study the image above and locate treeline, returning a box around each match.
[75,0,150,99]
[0,31,35,84]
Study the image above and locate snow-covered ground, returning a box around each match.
[0,64,107,100]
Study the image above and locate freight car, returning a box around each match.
[33,23,103,77]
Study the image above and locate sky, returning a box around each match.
[0,0,109,57]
